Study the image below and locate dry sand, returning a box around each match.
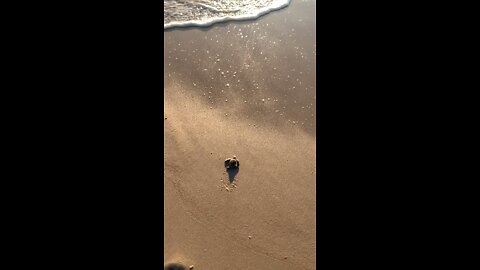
[164,1,316,269]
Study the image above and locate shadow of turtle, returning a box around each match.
[226,167,239,183]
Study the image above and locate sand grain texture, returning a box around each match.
[164,1,316,269]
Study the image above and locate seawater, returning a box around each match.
[164,0,291,29]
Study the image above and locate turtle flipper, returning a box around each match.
[224,159,231,168]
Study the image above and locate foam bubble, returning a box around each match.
[164,0,291,29]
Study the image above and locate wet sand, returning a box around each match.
[164,0,316,269]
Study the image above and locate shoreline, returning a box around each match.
[164,0,291,30]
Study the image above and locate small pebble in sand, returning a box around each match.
[284,256,288,260]
[225,187,230,191]
[189,265,194,269]
[164,117,167,120]
[248,235,252,239]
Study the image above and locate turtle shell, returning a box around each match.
[229,159,237,167]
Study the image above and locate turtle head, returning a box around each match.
[232,156,237,159]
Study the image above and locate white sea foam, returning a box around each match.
[164,0,291,29]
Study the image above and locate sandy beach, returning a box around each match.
[164,1,316,269]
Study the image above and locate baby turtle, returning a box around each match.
[224,156,240,169]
